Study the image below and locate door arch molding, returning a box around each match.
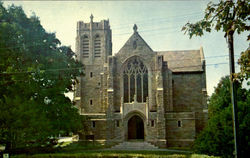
[124,111,146,140]
[128,115,144,140]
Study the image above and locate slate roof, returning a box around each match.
[116,30,153,55]
[157,49,205,72]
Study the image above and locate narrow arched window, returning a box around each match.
[82,35,89,58]
[94,34,101,57]
[123,57,148,103]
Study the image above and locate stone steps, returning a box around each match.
[111,141,159,150]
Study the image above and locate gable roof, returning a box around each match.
[157,48,205,72]
[116,27,153,54]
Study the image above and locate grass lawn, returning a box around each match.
[10,142,219,158]
[12,151,219,158]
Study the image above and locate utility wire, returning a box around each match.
[0,53,240,75]
[0,67,83,75]
[0,62,231,75]
[111,11,204,30]
[0,14,204,49]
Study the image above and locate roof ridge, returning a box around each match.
[156,49,200,52]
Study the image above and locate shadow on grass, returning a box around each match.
[10,141,219,158]
[58,141,106,153]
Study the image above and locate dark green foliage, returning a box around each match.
[0,2,83,152]
[193,76,250,158]
[237,48,249,81]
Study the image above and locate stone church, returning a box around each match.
[74,15,208,147]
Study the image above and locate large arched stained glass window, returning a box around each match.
[123,57,148,103]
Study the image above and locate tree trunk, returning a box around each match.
[228,31,240,158]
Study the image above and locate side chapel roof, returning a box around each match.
[157,47,205,72]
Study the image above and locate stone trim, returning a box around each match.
[157,88,163,91]
[90,119,107,121]
[203,109,208,113]
[172,71,203,74]
[107,88,114,92]
[81,113,106,116]
[74,97,81,100]
[165,112,195,119]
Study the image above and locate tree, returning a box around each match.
[193,76,250,158]
[182,0,249,81]
[182,0,249,157]
[0,3,83,153]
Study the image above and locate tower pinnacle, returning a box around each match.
[90,14,94,22]
[133,24,138,33]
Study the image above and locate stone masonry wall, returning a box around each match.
[165,112,195,147]
[80,114,107,141]
[81,65,106,113]
[172,73,204,112]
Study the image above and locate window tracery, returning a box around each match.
[123,57,148,103]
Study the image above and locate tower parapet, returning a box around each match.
[76,15,112,65]
[77,16,111,36]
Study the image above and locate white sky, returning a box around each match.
[3,1,249,96]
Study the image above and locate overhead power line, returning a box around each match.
[0,61,234,76]
[0,67,84,75]
[112,11,203,30]
[0,62,235,84]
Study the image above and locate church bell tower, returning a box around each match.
[74,15,112,113]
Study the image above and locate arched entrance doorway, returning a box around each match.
[128,115,144,140]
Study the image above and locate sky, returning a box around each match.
[3,0,249,96]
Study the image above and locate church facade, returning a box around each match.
[74,15,208,147]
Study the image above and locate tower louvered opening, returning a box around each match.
[94,35,101,57]
[82,35,89,58]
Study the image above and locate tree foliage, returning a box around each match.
[182,0,250,81]
[193,76,250,158]
[237,48,249,81]
[0,2,83,152]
